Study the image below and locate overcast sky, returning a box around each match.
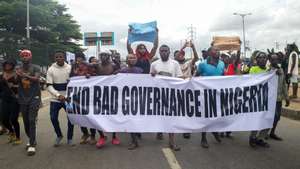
[58,0,300,58]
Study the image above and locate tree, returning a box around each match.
[0,0,82,65]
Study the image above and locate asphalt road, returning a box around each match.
[0,103,300,169]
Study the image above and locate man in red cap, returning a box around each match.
[16,49,41,156]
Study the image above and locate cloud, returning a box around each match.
[59,0,300,58]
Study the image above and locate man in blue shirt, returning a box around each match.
[196,49,225,76]
[195,46,223,148]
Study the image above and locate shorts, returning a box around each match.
[290,74,299,83]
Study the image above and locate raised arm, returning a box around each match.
[180,41,188,52]
[127,28,134,54]
[149,28,159,59]
[190,42,199,66]
[235,50,241,65]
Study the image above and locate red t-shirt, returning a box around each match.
[224,64,240,76]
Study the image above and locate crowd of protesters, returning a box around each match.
[0,27,299,156]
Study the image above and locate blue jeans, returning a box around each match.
[50,102,74,140]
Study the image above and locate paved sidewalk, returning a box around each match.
[282,87,300,120]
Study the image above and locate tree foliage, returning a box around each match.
[0,0,82,65]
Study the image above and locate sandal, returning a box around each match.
[169,144,180,151]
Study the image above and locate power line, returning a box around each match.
[275,41,280,50]
[187,24,196,42]
[187,24,196,59]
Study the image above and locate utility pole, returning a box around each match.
[245,40,251,52]
[26,0,30,49]
[275,41,280,50]
[233,12,251,58]
[187,24,196,42]
[187,24,196,59]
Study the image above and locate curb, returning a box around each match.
[282,107,300,120]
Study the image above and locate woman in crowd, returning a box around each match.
[0,58,21,145]
[127,28,159,74]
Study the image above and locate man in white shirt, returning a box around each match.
[286,43,299,99]
[150,45,183,77]
[150,44,183,151]
[47,50,74,147]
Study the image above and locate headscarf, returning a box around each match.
[135,44,150,60]
[19,49,32,59]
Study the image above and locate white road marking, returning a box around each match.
[162,148,182,169]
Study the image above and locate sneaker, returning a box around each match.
[8,133,16,143]
[183,133,191,139]
[128,142,138,150]
[96,137,106,148]
[89,136,97,145]
[169,144,180,151]
[80,134,90,144]
[156,133,163,140]
[25,143,30,150]
[67,140,76,147]
[112,137,120,145]
[269,134,283,141]
[255,139,270,148]
[13,139,22,145]
[201,139,209,148]
[54,136,63,147]
[26,141,37,150]
[27,146,36,156]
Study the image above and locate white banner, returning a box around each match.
[66,72,278,133]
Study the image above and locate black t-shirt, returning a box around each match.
[0,74,18,102]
